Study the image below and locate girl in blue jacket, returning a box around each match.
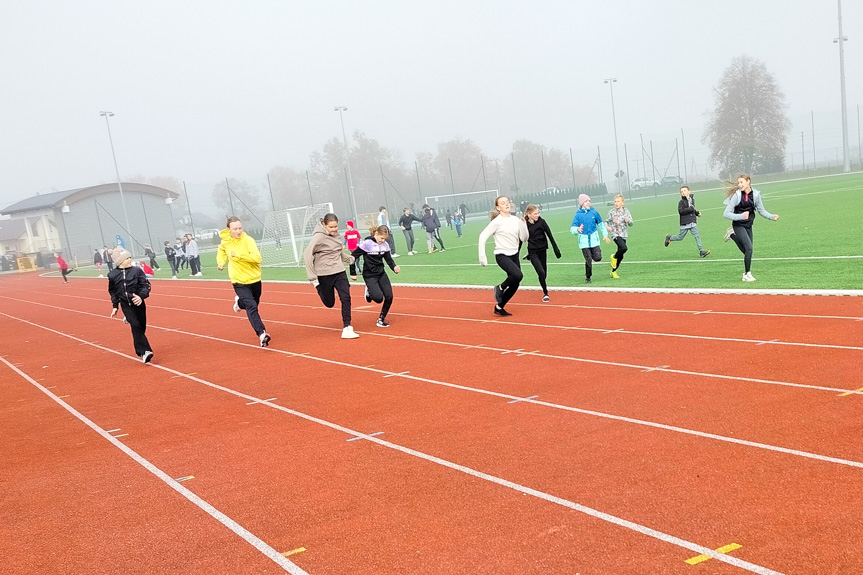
[570,194,610,283]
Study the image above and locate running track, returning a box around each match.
[1,273,861,574]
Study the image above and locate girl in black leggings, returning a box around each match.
[351,225,400,328]
[478,196,529,316]
[523,204,561,302]
[723,174,779,282]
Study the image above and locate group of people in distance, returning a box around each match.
[104,173,778,364]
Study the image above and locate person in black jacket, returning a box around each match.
[350,225,400,328]
[523,204,561,302]
[93,248,104,278]
[143,244,161,270]
[664,186,710,258]
[107,248,154,363]
[398,207,422,255]
[421,205,445,252]
[163,240,178,279]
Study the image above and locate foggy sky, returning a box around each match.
[1,0,860,210]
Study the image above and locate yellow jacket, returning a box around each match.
[216,229,262,284]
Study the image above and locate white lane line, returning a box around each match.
[0,357,308,575]
[4,309,862,472]
[246,397,277,405]
[0,341,784,575]
[346,431,384,442]
[507,395,539,404]
[383,371,409,379]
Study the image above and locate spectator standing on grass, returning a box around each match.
[108,248,154,363]
[344,220,363,279]
[664,186,710,259]
[350,224,400,328]
[93,248,104,278]
[175,238,187,270]
[722,174,779,282]
[377,207,399,258]
[421,204,445,252]
[570,194,610,284]
[445,209,453,229]
[459,202,468,224]
[164,240,178,279]
[143,244,161,270]
[398,207,422,255]
[478,196,528,317]
[55,252,74,283]
[103,246,114,273]
[185,234,201,276]
[606,194,634,279]
[523,204,561,302]
[217,216,271,347]
[454,209,464,237]
[303,213,360,339]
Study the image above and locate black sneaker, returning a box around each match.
[493,306,512,317]
[376,317,390,328]
[700,250,711,258]
[664,235,671,247]
[493,285,502,304]
[585,277,592,284]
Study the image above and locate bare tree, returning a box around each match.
[704,55,791,178]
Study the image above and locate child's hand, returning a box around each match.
[393,265,400,274]
[577,224,584,233]
[131,294,143,306]
[230,250,237,258]
[554,249,562,259]
[696,211,702,217]
[604,237,611,244]
[741,211,749,219]
[110,307,118,318]
[217,264,224,271]
[773,214,779,221]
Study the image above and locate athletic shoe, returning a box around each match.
[428,248,434,253]
[98,274,104,278]
[743,272,756,282]
[408,251,415,255]
[493,306,512,317]
[376,317,390,328]
[700,250,711,258]
[142,351,153,364]
[341,326,360,339]
[664,235,671,247]
[440,248,446,252]
[350,275,357,281]
[122,317,129,324]
[542,294,550,303]
[493,285,502,304]
[233,295,241,313]
[610,255,617,269]
[585,277,592,284]
[611,271,620,279]
[724,227,734,242]
[392,253,400,258]
[364,285,371,303]
[259,332,271,347]
[171,275,177,279]
[196,272,203,277]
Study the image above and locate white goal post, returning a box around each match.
[259,202,333,267]
[423,189,499,219]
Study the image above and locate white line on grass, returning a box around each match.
[0,357,308,575]
[0,322,784,575]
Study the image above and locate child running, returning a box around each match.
[350,224,401,327]
[478,196,528,316]
[303,213,360,339]
[570,194,610,283]
[723,174,779,282]
[605,194,634,278]
[344,220,362,280]
[55,252,75,283]
[217,216,271,347]
[664,185,710,259]
[107,248,154,363]
[523,204,561,302]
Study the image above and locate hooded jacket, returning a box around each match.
[303,221,354,285]
[217,229,262,284]
[351,236,396,277]
[107,265,151,308]
[570,206,608,249]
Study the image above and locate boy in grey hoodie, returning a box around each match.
[303,213,360,339]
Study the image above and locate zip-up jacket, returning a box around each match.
[421,210,440,232]
[399,213,421,230]
[525,216,561,257]
[678,195,699,227]
[350,237,396,277]
[570,207,609,248]
[107,265,151,308]
[216,229,262,284]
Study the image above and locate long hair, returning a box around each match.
[522,203,539,221]
[369,224,389,237]
[724,174,750,198]
[489,196,509,220]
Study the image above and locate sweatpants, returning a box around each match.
[386,234,397,255]
[525,249,549,295]
[730,224,754,273]
[495,253,523,308]
[120,301,152,357]
[402,229,415,252]
[669,225,704,252]
[233,281,266,336]
[316,271,352,327]
[581,246,602,280]
[612,237,628,270]
[365,273,394,319]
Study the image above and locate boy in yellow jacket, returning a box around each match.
[217,216,271,347]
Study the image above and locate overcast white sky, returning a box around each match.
[1,0,860,209]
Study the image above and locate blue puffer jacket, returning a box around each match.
[570,207,608,248]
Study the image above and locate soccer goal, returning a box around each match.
[424,189,499,220]
[259,202,333,267]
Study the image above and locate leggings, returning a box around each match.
[365,273,394,319]
[233,281,266,336]
[612,237,628,270]
[525,249,549,295]
[495,253,523,308]
[581,246,602,279]
[120,301,152,357]
[316,271,352,327]
[731,224,754,273]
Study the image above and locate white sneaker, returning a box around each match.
[233,295,241,313]
[743,271,756,282]
[723,227,734,242]
[98,274,104,278]
[259,332,271,347]
[392,253,400,258]
[408,251,415,255]
[142,351,153,364]
[341,326,360,339]
[364,285,371,303]
[195,272,203,277]
[172,275,177,279]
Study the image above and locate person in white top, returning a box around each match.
[478,196,529,317]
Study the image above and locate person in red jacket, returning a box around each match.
[344,220,362,280]
[54,252,75,283]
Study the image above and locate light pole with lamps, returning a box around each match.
[334,106,359,223]
[99,111,134,253]
[834,0,851,173]
[603,78,623,193]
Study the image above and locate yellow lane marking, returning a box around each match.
[281,547,306,557]
[685,543,742,565]
[838,386,863,397]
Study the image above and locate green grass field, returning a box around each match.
[103,172,863,291]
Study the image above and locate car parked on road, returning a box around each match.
[630,177,660,190]
[661,175,684,186]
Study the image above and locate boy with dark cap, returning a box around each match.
[107,248,154,363]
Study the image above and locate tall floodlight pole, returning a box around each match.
[99,111,133,254]
[604,78,622,193]
[334,106,359,222]
[834,0,851,173]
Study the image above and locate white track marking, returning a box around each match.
[3,310,862,471]
[0,357,308,575]
[0,328,784,575]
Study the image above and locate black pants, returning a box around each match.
[433,228,445,250]
[61,268,73,282]
[581,246,602,279]
[386,234,396,255]
[120,301,152,357]
[612,237,628,270]
[316,272,352,327]
[189,256,200,275]
[402,229,415,252]
[167,258,178,275]
[495,253,523,308]
[731,224,754,273]
[179,257,188,269]
[149,256,160,270]
[365,273,394,319]
[525,249,549,295]
[233,281,266,336]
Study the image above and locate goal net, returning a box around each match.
[259,202,333,267]
[424,189,499,221]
